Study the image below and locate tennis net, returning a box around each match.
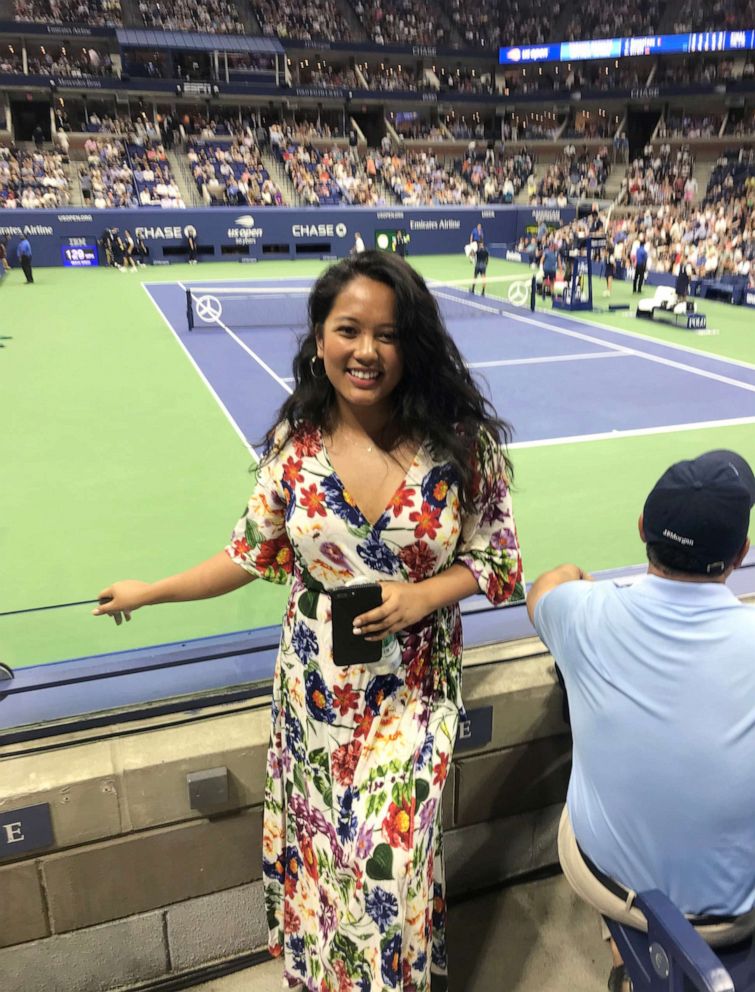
[185,274,527,331]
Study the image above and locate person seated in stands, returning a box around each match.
[527,451,755,992]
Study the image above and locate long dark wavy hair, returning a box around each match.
[262,251,514,511]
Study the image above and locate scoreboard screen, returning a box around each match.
[61,244,99,268]
[500,29,755,64]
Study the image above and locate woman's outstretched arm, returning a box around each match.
[93,551,253,625]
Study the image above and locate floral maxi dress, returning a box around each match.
[226,424,523,992]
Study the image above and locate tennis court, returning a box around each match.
[3,254,754,669]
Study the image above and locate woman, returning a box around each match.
[94,251,523,991]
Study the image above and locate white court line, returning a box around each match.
[284,351,624,379]
[526,297,755,373]
[435,291,755,395]
[153,276,755,372]
[142,283,259,461]
[468,351,628,369]
[510,415,755,449]
[183,282,293,396]
[146,276,317,287]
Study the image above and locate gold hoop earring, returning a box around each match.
[310,355,327,379]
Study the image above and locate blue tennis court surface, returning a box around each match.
[144,277,755,456]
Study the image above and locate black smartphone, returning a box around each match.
[331,584,382,667]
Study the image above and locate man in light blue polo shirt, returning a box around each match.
[527,450,755,991]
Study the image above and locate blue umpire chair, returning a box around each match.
[606,890,755,992]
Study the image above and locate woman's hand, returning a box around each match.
[353,582,431,640]
[92,581,152,625]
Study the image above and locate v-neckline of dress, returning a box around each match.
[319,428,427,530]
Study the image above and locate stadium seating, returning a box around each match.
[672,0,755,34]
[138,0,244,33]
[563,0,663,45]
[127,142,184,207]
[618,145,695,207]
[606,889,754,992]
[251,0,356,41]
[81,138,138,208]
[355,0,447,46]
[13,0,122,26]
[0,145,70,209]
[188,138,283,206]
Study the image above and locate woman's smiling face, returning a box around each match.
[316,275,403,419]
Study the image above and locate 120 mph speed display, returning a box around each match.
[61,245,99,267]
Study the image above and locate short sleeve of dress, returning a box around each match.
[225,428,293,585]
[454,429,524,605]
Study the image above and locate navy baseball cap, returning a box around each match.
[643,450,755,574]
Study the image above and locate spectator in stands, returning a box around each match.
[527,450,755,992]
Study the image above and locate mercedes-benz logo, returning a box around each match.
[195,294,223,322]
[335,223,347,237]
[507,280,531,307]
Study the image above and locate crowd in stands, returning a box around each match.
[360,64,421,91]
[500,63,646,97]
[188,136,283,206]
[276,141,384,205]
[618,143,696,207]
[0,144,70,208]
[394,120,448,141]
[672,0,755,33]
[14,0,122,25]
[354,0,445,46]
[0,51,23,72]
[128,140,184,206]
[529,147,609,205]
[660,114,723,139]
[608,149,755,284]
[563,0,663,43]
[608,197,754,282]
[25,47,115,77]
[438,67,492,94]
[305,66,360,89]
[563,116,612,141]
[706,147,755,205]
[138,0,244,33]
[657,57,736,87]
[253,0,355,41]
[380,150,471,205]
[376,145,532,206]
[512,146,753,291]
[444,0,554,50]
[80,137,138,208]
[729,110,755,136]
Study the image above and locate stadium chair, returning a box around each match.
[605,890,755,992]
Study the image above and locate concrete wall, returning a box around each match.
[0,635,570,991]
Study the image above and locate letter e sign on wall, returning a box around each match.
[0,804,54,860]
